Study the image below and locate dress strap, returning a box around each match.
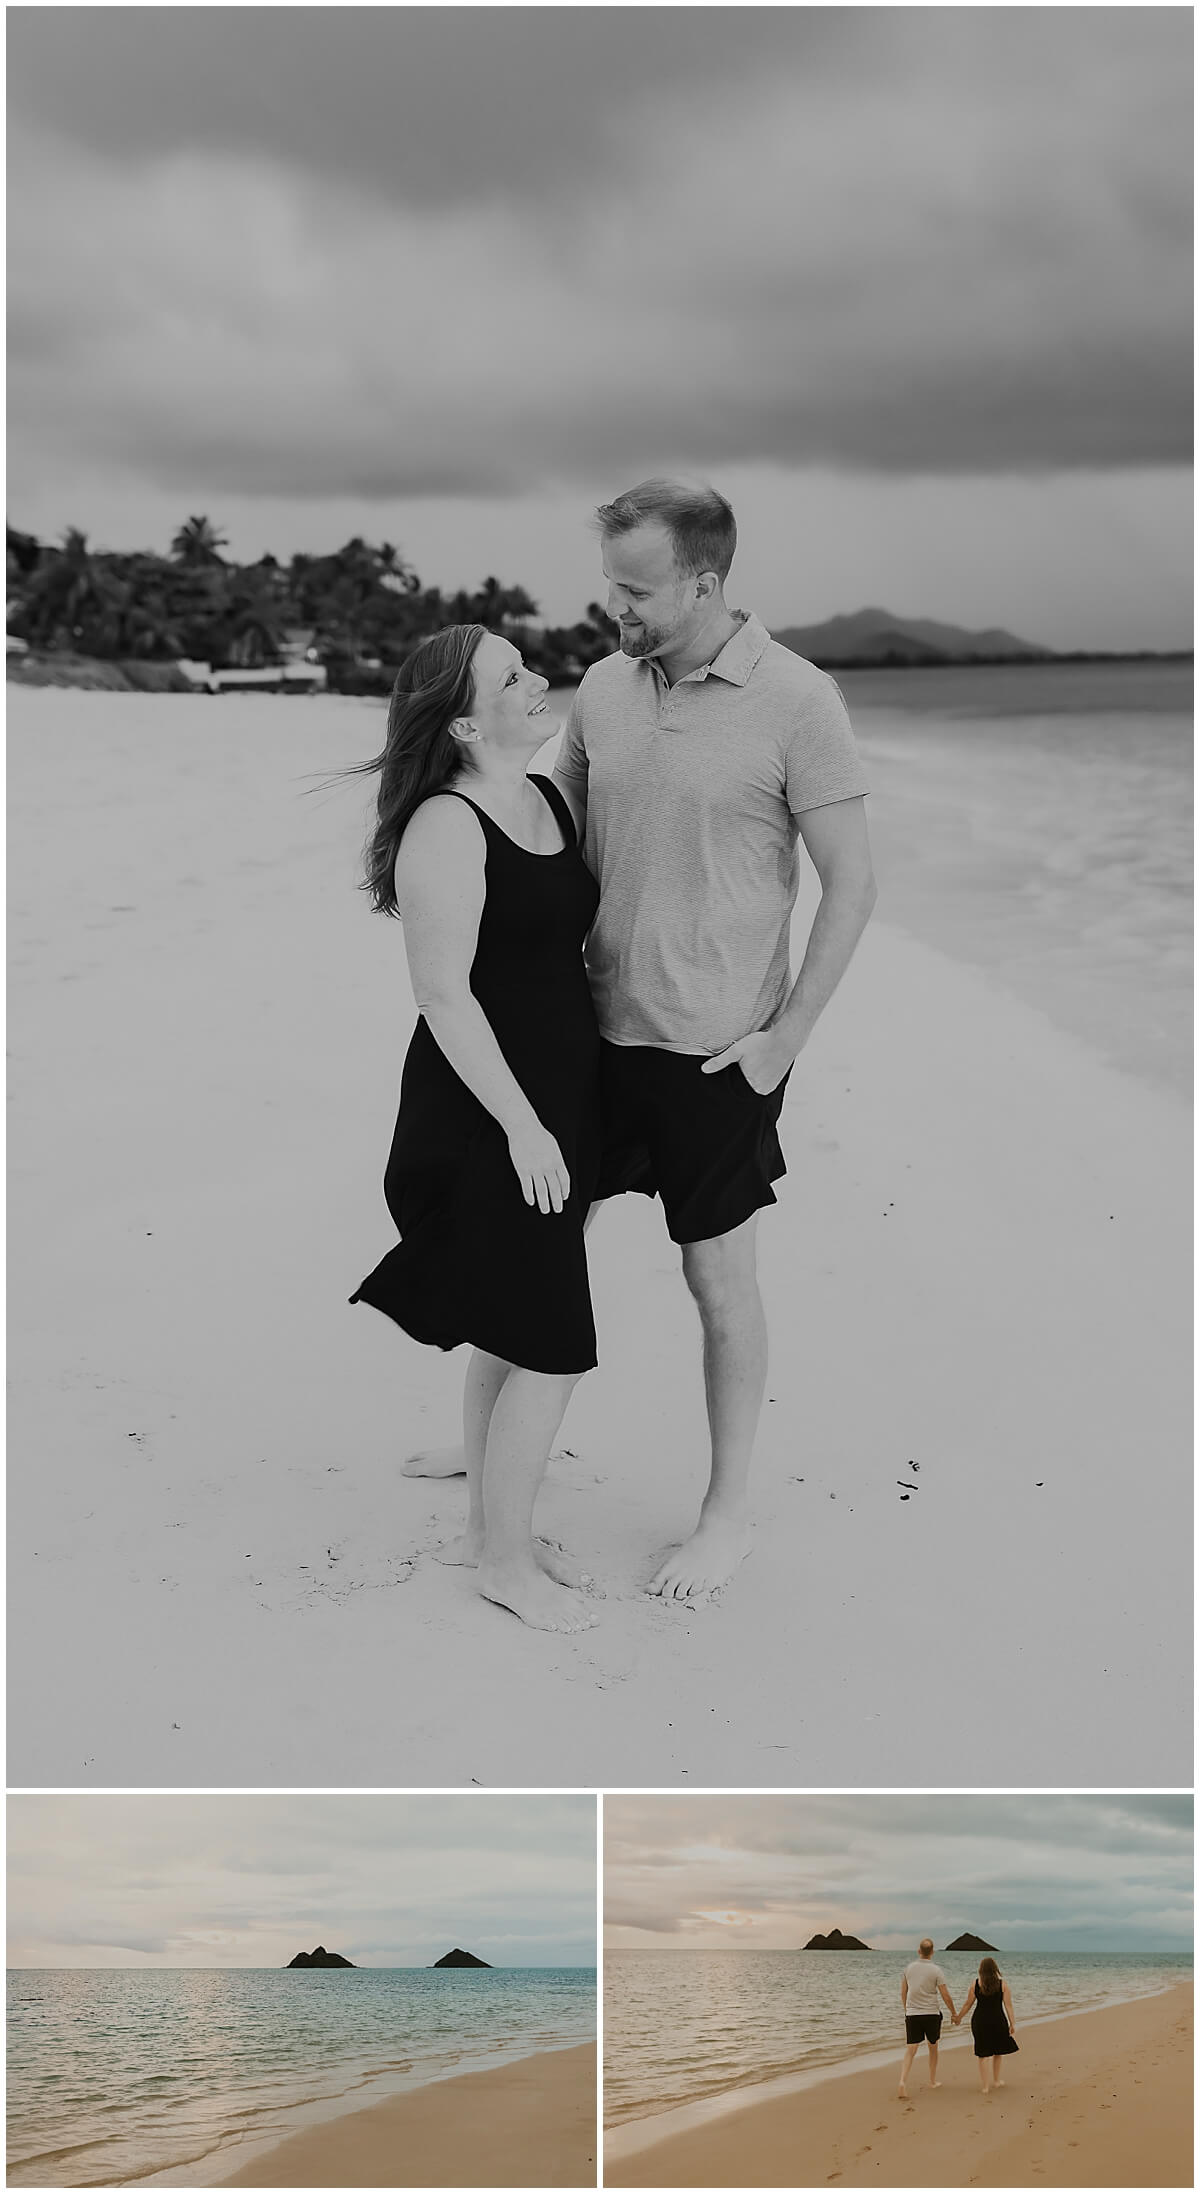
[529,772,579,848]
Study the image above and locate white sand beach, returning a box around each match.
[7,688,1191,1786]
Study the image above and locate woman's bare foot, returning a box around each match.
[896,2087,908,2100]
[476,1559,599,1632]
[535,1537,603,1594]
[432,1527,484,1565]
[648,1513,751,1600]
[434,1532,600,1593]
[402,1445,467,1479]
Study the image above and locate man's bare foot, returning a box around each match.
[476,1560,599,1633]
[648,1513,751,1600]
[432,1528,484,1566]
[402,1445,467,1479]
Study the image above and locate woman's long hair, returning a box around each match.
[977,1957,1002,1995]
[348,623,486,916]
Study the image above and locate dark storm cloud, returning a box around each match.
[6,8,1192,499]
[5,8,866,210]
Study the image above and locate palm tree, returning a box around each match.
[170,515,228,566]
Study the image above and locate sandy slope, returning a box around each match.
[219,2044,595,2188]
[603,1983,1192,2188]
[7,691,1191,1786]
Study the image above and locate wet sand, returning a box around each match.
[604,1984,1192,2187]
[223,2043,595,2187]
[7,689,1191,1787]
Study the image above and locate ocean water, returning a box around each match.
[6,1966,595,2187]
[831,659,1192,1098]
[604,1948,1191,2127]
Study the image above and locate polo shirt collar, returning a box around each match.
[639,610,771,690]
[703,610,771,686]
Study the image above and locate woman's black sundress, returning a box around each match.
[349,775,602,1375]
[971,1983,1019,2059]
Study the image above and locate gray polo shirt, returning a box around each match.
[556,611,869,1054]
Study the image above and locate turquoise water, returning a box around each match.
[604,1948,1191,2126]
[6,1966,596,2186]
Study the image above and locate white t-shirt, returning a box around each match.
[904,1959,947,2016]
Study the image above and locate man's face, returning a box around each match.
[601,523,700,659]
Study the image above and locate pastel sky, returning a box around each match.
[7,7,1192,649]
[7,1795,596,1967]
[605,1795,1193,1952]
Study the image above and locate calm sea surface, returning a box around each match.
[553,655,1193,1097]
[604,1948,1192,2127]
[830,660,1192,1098]
[6,1966,595,2187]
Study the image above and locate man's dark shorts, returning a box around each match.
[594,1040,791,1247]
[905,2013,943,2045]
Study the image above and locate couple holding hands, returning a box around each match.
[349,478,876,1632]
[899,1940,1020,2098]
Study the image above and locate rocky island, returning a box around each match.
[803,1927,872,1950]
[433,1947,492,1967]
[943,1932,998,1952]
[286,1945,356,1967]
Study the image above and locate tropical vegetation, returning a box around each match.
[5,519,617,690]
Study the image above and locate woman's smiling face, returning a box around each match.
[460,631,551,748]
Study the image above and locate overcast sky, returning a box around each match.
[7,6,1192,648]
[7,1795,596,1967]
[605,1795,1193,1953]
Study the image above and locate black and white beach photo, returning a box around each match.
[7,6,1192,1791]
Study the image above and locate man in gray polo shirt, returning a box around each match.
[553,479,876,1600]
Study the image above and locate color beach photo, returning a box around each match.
[603,1793,1193,2188]
[6,1793,597,2187]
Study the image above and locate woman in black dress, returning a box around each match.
[349,624,602,1633]
[954,1957,1019,2093]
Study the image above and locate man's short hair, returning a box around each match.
[594,478,737,582]
[919,1938,934,1956]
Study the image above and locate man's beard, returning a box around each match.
[619,623,668,658]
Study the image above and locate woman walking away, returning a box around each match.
[348,625,603,1634]
[955,1957,1020,2094]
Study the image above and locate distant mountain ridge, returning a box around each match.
[433,1947,491,1967]
[803,1926,873,1950]
[773,606,1055,667]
